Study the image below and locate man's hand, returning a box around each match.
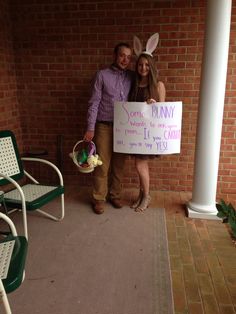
[84,130,95,142]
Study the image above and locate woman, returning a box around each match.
[129,53,166,212]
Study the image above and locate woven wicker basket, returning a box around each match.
[71,140,96,174]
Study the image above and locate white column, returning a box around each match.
[187,0,232,219]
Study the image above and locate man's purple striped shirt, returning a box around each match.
[87,65,133,131]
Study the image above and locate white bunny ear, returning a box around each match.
[133,35,142,57]
[146,33,159,56]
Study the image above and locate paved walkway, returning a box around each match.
[153,190,236,314]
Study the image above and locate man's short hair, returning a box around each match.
[114,42,132,55]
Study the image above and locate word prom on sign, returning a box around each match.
[113,101,182,155]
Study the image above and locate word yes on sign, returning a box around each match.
[113,101,182,155]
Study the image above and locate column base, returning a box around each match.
[186,201,220,220]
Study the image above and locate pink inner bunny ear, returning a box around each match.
[146,33,159,55]
[133,36,142,56]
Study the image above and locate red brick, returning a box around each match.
[1,0,236,202]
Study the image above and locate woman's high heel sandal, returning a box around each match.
[135,195,151,212]
[130,190,143,209]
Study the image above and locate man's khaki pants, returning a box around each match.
[93,122,126,201]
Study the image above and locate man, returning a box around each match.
[84,42,133,214]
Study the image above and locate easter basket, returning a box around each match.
[70,140,102,174]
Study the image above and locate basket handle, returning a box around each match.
[72,140,96,156]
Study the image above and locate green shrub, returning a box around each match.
[216,200,236,238]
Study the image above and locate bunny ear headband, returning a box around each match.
[133,33,159,57]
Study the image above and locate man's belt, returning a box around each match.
[97,121,113,126]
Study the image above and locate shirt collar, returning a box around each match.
[110,63,127,73]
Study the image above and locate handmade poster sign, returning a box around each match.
[114,101,182,155]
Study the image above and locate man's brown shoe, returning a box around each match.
[110,198,123,209]
[92,200,105,214]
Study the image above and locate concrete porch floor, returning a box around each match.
[2,186,236,314]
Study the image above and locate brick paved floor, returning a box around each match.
[152,190,236,314]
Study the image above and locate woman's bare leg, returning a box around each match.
[134,158,151,211]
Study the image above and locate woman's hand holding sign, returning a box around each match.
[146,98,157,104]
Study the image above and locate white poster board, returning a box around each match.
[114,101,182,155]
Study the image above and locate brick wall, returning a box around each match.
[0,0,22,147]
[1,0,236,202]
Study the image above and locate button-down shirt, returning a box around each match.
[87,65,133,131]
